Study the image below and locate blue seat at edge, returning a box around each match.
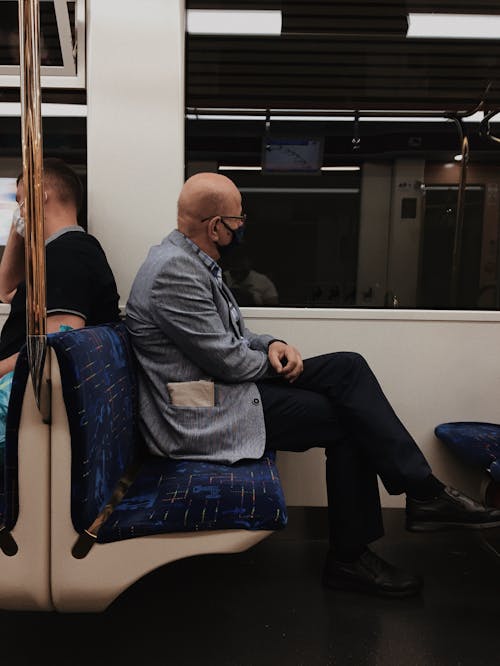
[435,421,500,484]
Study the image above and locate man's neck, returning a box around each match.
[44,216,79,241]
[181,231,220,262]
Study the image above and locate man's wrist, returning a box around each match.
[268,338,286,349]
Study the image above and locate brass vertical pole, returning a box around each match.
[18,0,50,421]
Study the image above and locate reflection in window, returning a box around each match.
[420,185,485,309]
[185,0,500,310]
[0,2,63,67]
[188,117,500,310]
[220,175,360,307]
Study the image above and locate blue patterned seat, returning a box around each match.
[49,324,287,544]
[435,422,500,483]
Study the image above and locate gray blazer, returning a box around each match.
[125,229,276,464]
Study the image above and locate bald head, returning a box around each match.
[177,172,241,238]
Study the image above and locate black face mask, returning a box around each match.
[217,221,245,256]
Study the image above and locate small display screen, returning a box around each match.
[0,178,17,246]
[262,138,323,173]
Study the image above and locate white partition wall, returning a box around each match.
[243,308,495,508]
[86,0,185,302]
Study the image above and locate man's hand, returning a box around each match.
[268,341,303,383]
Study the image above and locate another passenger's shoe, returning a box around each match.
[406,486,500,532]
[322,548,423,598]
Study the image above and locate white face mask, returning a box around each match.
[12,203,25,238]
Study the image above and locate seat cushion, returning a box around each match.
[435,422,500,480]
[97,451,287,543]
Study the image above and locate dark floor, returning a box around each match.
[1,508,500,666]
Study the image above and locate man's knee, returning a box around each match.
[318,352,374,386]
[327,351,369,372]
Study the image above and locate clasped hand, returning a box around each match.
[268,341,303,383]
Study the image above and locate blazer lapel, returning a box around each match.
[220,281,245,338]
[169,230,244,339]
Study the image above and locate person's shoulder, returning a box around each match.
[48,228,99,251]
[155,232,205,270]
[48,231,111,270]
[246,269,263,283]
[132,232,194,287]
[68,230,103,251]
[159,242,206,280]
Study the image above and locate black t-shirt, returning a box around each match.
[0,227,120,360]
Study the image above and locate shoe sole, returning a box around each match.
[406,519,500,532]
[323,577,422,599]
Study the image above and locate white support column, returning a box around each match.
[86,0,184,304]
[386,159,426,308]
[355,163,393,307]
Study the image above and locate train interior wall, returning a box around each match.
[0,0,497,510]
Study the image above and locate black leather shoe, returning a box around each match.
[323,548,423,598]
[406,486,500,532]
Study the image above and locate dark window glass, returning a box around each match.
[186,1,500,309]
[0,1,63,66]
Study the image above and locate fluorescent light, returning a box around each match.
[273,115,355,122]
[187,112,493,124]
[321,166,361,172]
[187,114,267,121]
[219,166,262,171]
[187,10,282,36]
[362,116,444,123]
[0,102,87,117]
[408,13,500,39]
[361,115,483,123]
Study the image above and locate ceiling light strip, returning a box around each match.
[0,102,87,117]
[407,13,500,40]
[187,111,490,123]
[187,10,282,36]
[321,167,361,171]
[219,166,262,171]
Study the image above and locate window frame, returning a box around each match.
[0,0,86,89]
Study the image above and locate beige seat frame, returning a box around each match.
[0,350,272,613]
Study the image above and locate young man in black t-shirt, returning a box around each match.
[0,158,120,375]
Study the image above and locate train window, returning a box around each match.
[0,1,87,255]
[185,1,500,309]
[0,0,85,89]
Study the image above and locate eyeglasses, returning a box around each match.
[201,214,247,225]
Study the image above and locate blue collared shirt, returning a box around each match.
[184,235,223,287]
[183,235,248,344]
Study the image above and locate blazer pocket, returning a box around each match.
[166,380,215,407]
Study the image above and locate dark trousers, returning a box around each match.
[256,352,433,552]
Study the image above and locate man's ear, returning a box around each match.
[208,216,220,240]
